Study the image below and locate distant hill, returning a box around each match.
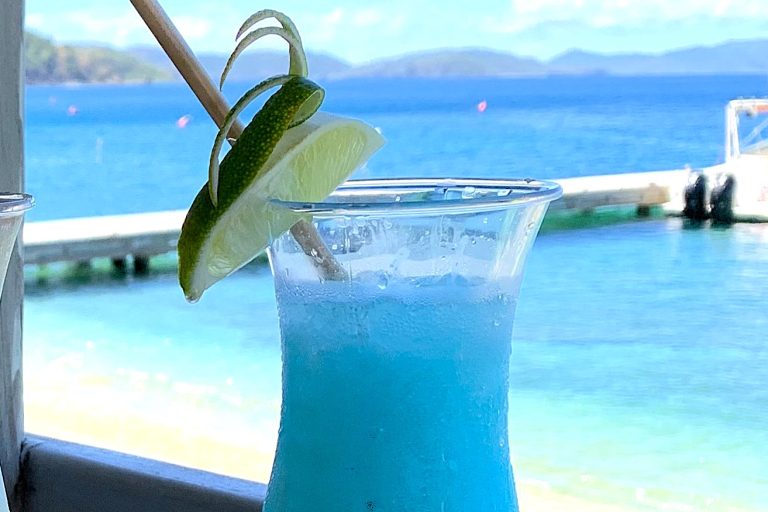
[330,49,546,78]
[549,40,768,75]
[24,32,169,84]
[129,46,351,82]
[24,34,768,84]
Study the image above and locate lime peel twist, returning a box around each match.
[219,26,306,90]
[234,9,307,76]
[210,10,313,206]
[224,9,308,99]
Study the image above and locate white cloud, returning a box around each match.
[298,5,407,46]
[591,14,618,28]
[487,0,768,34]
[352,8,383,27]
[65,9,147,47]
[174,16,211,41]
[26,12,45,30]
[713,0,733,17]
[56,8,214,49]
[324,7,345,26]
[352,8,406,32]
[389,14,407,31]
[301,7,345,43]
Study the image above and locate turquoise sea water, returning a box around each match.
[24,219,768,511]
[23,75,768,510]
[25,74,768,221]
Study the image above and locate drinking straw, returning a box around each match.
[130,0,346,280]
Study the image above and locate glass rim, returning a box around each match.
[0,193,34,216]
[270,178,562,215]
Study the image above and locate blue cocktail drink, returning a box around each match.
[269,280,517,510]
[264,179,560,512]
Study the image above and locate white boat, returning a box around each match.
[664,99,768,223]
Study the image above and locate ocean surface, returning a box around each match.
[25,74,768,221]
[22,75,768,511]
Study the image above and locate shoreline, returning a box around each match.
[26,365,759,512]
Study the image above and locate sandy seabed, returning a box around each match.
[24,369,752,512]
[25,389,629,512]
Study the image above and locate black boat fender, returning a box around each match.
[710,175,736,225]
[683,172,708,221]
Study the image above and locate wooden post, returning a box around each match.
[0,0,26,510]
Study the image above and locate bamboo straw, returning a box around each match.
[130,0,346,280]
[130,0,241,139]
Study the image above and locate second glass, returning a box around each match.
[0,192,33,512]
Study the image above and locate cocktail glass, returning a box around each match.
[264,179,560,511]
[0,193,34,512]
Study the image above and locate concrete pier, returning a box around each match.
[24,210,187,267]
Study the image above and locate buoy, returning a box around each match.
[477,100,487,113]
[176,114,192,128]
[66,105,78,116]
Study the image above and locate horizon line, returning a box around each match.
[24,28,768,67]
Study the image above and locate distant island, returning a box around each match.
[129,39,768,82]
[128,47,545,80]
[548,40,768,76]
[23,32,768,84]
[128,46,352,82]
[327,49,545,78]
[24,32,169,84]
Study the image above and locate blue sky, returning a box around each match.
[25,0,768,63]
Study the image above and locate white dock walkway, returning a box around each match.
[22,170,687,267]
[24,210,187,266]
[549,169,683,212]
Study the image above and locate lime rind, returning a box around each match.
[216,78,323,204]
[219,26,306,90]
[208,74,323,206]
[234,9,307,76]
[289,88,323,128]
[235,9,302,42]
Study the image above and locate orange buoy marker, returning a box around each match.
[477,100,487,113]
